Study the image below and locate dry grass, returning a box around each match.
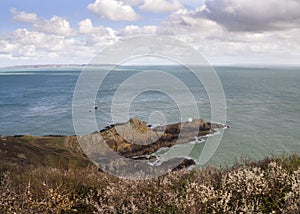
[0,154,299,213]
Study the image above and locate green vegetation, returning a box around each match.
[0,154,299,213]
[0,135,91,171]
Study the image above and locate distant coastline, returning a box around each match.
[0,64,113,69]
[2,63,300,70]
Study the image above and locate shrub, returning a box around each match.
[0,155,299,213]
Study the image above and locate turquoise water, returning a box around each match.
[0,66,299,166]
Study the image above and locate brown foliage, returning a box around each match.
[0,154,299,213]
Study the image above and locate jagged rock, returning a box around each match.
[172,159,196,171]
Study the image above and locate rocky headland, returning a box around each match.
[0,118,226,172]
[96,118,225,157]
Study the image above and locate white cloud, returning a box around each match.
[123,0,144,6]
[10,8,76,36]
[77,18,118,46]
[178,0,204,7]
[160,5,300,65]
[87,0,140,21]
[140,0,182,13]
[0,40,15,55]
[203,0,300,31]
[33,16,76,36]
[0,27,110,63]
[1,28,68,55]
[163,8,223,37]
[10,8,38,23]
[84,26,118,46]
[1,29,49,58]
[78,18,94,34]
[2,1,300,66]
[118,25,158,36]
[0,9,121,65]
[124,0,203,8]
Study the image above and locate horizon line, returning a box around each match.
[1,63,300,69]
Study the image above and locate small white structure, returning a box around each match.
[188,118,193,122]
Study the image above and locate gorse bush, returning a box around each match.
[0,154,299,213]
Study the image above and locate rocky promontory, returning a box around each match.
[97,118,225,158]
[0,118,226,172]
[77,118,227,174]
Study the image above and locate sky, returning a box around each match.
[0,0,300,67]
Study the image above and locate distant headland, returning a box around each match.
[0,64,117,69]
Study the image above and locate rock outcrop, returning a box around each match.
[79,118,226,174]
[97,118,225,158]
[0,118,226,173]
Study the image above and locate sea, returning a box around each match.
[0,66,299,167]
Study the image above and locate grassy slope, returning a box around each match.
[0,135,92,171]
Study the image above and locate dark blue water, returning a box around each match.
[0,68,79,135]
[0,66,299,165]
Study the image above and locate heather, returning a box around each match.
[1,154,299,213]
